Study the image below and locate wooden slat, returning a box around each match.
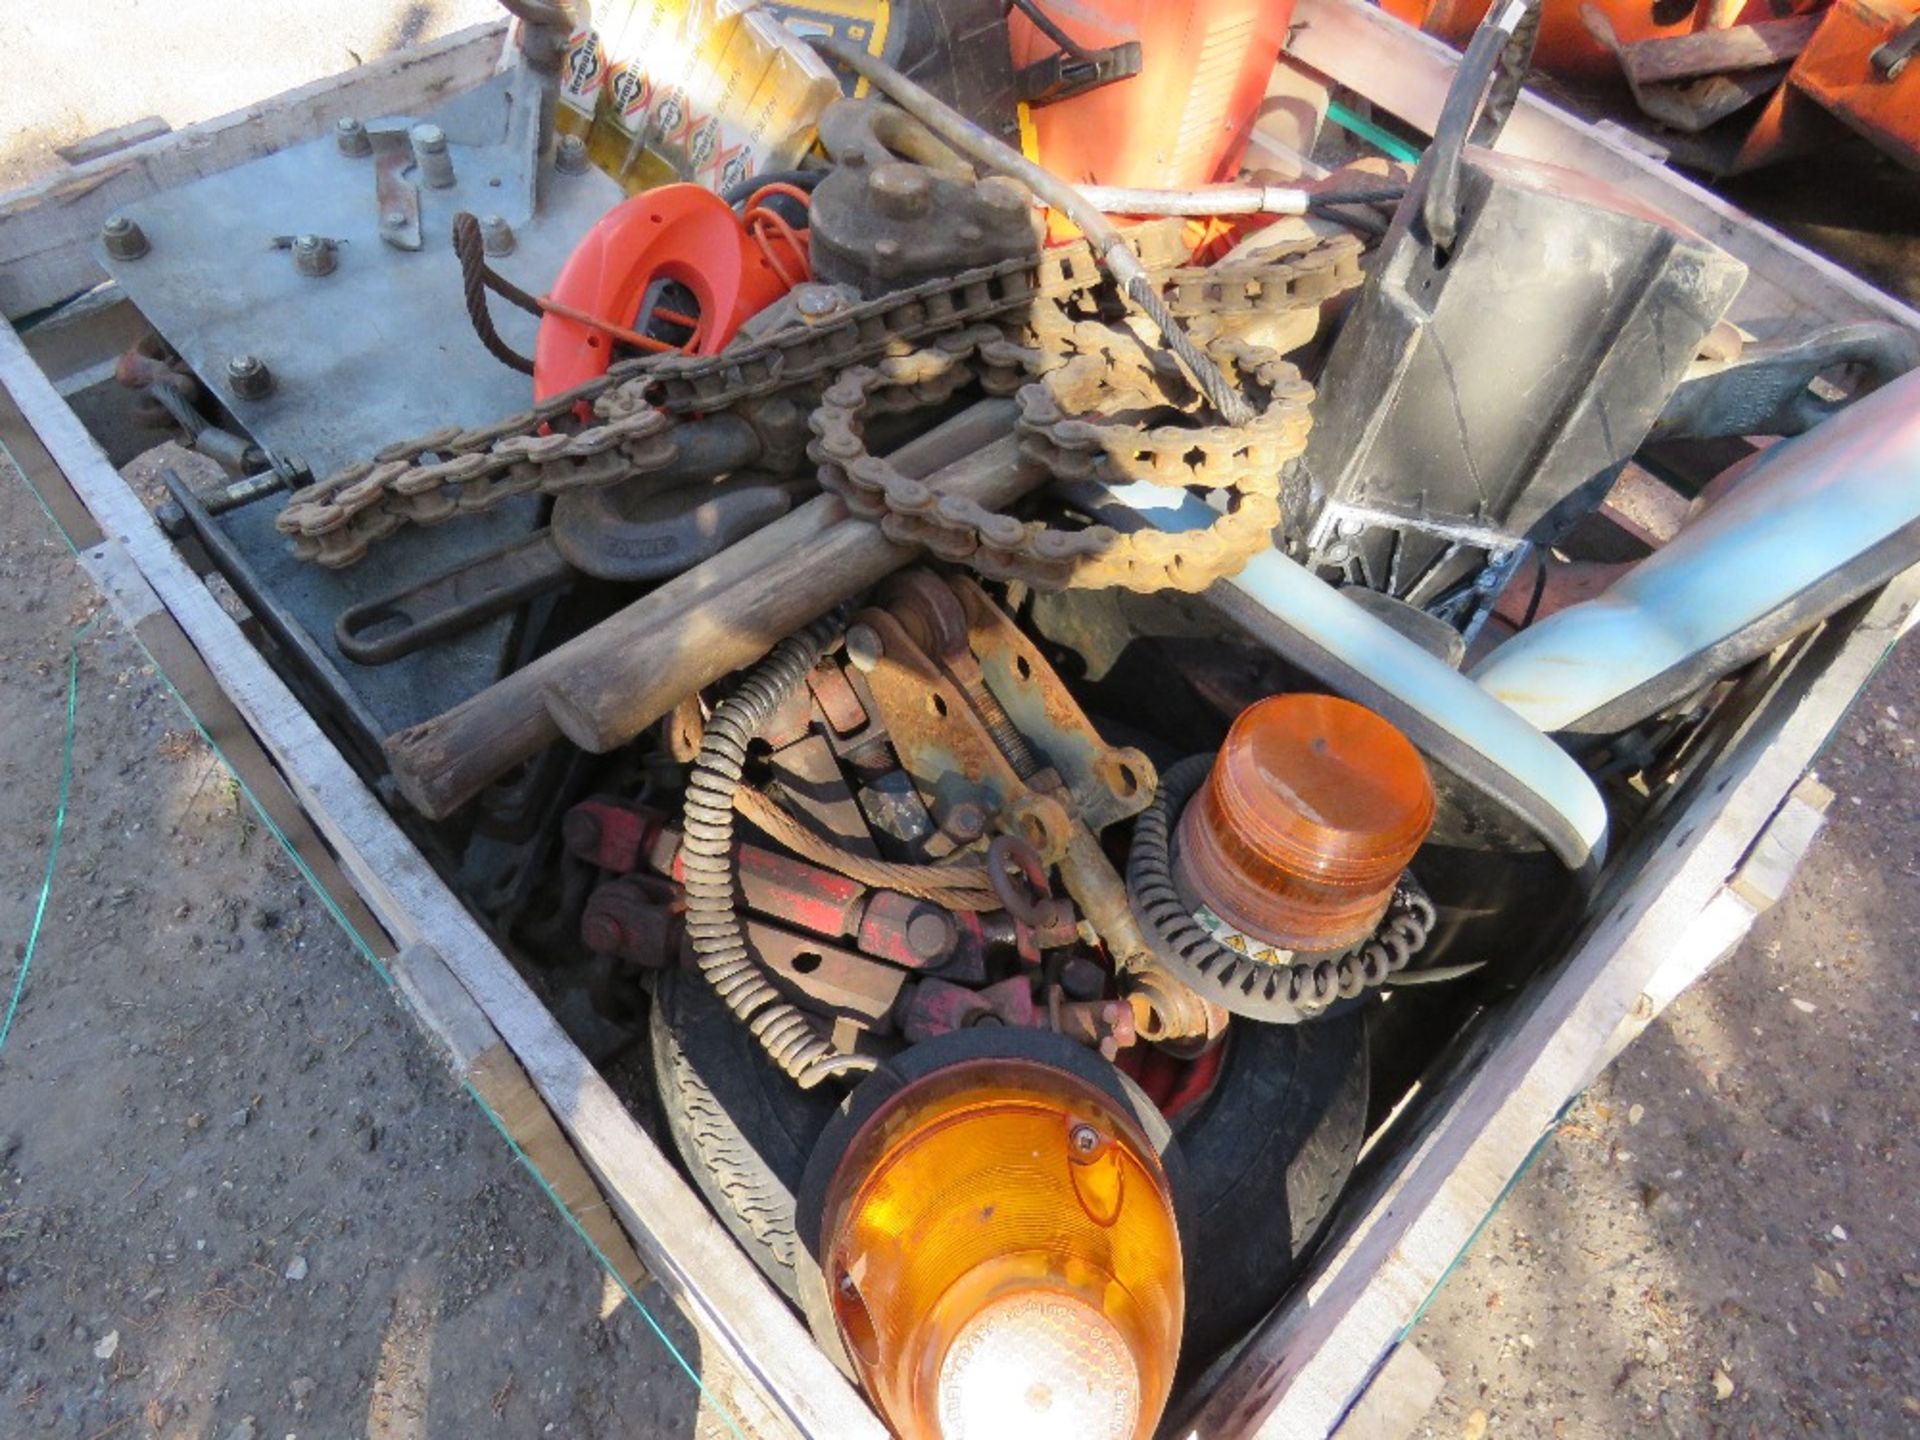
[1196,568,1919,1438]
[0,21,507,320]
[0,314,888,1440]
[1284,0,1920,342]
[1613,14,1823,87]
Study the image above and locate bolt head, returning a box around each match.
[555,134,590,174]
[843,623,884,672]
[334,116,372,156]
[904,909,955,962]
[410,123,447,152]
[943,802,987,841]
[868,161,931,221]
[225,354,273,400]
[792,284,846,321]
[1069,1123,1100,1155]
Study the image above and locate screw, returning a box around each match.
[479,214,515,257]
[411,124,455,189]
[843,623,884,673]
[1069,1123,1100,1156]
[555,134,590,175]
[101,215,149,261]
[868,161,931,221]
[335,116,372,157]
[291,234,336,277]
[225,354,274,401]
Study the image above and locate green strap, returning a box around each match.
[1326,99,1424,166]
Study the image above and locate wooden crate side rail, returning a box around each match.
[1284,0,1920,341]
[0,21,509,320]
[0,314,889,1440]
[1194,568,1918,1438]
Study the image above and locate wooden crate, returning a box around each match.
[1,6,1914,1435]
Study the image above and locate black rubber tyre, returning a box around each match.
[650,967,1367,1363]
[649,968,840,1302]
[1173,1006,1368,1367]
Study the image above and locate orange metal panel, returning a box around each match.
[1788,0,1920,169]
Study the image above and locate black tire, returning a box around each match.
[649,969,840,1302]
[1173,1007,1368,1368]
[650,968,1367,1362]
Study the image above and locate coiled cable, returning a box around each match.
[1126,754,1438,1021]
[681,618,878,1088]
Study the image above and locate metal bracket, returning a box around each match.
[1016,40,1143,107]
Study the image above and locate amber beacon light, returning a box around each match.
[803,1036,1185,1440]
[1175,693,1435,954]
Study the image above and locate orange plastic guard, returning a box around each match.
[533,183,793,401]
[1007,0,1295,187]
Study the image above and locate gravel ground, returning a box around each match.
[0,8,1916,1440]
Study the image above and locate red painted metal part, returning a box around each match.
[532,183,793,402]
[1007,0,1295,187]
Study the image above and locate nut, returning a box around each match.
[225,354,274,401]
[291,234,336,278]
[479,214,515,257]
[100,215,149,261]
[335,116,372,157]
[411,124,455,189]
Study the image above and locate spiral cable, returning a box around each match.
[1126,754,1438,1022]
[681,618,878,1088]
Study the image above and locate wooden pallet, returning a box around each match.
[1,9,1915,1437]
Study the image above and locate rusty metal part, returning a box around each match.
[334,529,575,665]
[950,576,1155,830]
[275,224,1359,570]
[1054,820,1228,1048]
[370,127,423,252]
[733,785,1000,910]
[810,99,1042,298]
[743,921,909,1035]
[581,875,676,967]
[383,405,1028,820]
[901,974,1039,1043]
[1793,0,1920,172]
[806,279,1338,592]
[985,835,1072,929]
[277,227,1166,567]
[848,606,1076,861]
[566,796,991,977]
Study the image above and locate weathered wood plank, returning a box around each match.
[1611,14,1822,87]
[0,314,887,1440]
[0,21,507,319]
[1284,0,1920,341]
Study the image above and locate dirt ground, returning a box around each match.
[1,7,1917,1440]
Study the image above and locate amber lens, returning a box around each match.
[1175,693,1434,953]
[817,1059,1183,1440]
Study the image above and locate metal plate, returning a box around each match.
[99,73,628,736]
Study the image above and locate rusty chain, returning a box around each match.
[276,226,1364,569]
[806,296,1326,593]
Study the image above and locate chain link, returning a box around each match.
[276,227,1363,569]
